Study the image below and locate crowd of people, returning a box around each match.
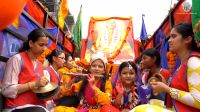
[1,22,200,112]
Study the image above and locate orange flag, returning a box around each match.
[58,0,68,29]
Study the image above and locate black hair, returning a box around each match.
[118,61,137,75]
[11,106,47,112]
[65,53,72,61]
[134,55,142,64]
[46,49,64,64]
[142,48,161,67]
[173,23,200,52]
[19,29,49,52]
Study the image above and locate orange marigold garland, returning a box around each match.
[38,48,52,64]
[166,51,176,71]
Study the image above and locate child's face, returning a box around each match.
[120,67,136,85]
[89,59,105,75]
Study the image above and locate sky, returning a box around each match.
[68,0,180,39]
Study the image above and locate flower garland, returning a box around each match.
[91,17,132,62]
[38,48,52,64]
[166,51,176,71]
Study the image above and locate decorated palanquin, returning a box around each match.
[81,17,137,79]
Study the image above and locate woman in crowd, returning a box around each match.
[54,51,113,112]
[2,29,49,112]
[58,53,79,96]
[131,23,200,112]
[45,49,65,86]
[112,61,140,112]
[58,54,75,74]
[44,49,80,111]
[138,48,171,105]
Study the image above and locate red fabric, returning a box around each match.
[80,39,88,59]
[100,104,120,112]
[26,0,74,53]
[145,39,153,49]
[47,19,56,28]
[64,37,73,53]
[5,52,45,107]
[83,80,102,106]
[46,67,60,85]
[26,0,44,26]
[160,68,171,81]
[166,52,200,112]
[133,40,142,59]
[45,66,60,99]
[49,41,57,51]
[173,0,191,24]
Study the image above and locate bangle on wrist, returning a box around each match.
[169,88,179,99]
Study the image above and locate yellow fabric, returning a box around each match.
[54,106,77,112]
[130,104,172,112]
[93,80,112,105]
[148,99,165,108]
[170,57,200,109]
[58,0,68,29]
[89,109,100,112]
[58,67,78,96]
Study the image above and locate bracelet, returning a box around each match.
[169,88,179,99]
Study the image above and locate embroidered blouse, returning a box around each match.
[170,57,200,109]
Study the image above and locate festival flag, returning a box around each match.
[140,14,148,41]
[158,29,169,69]
[58,0,68,29]
[74,6,82,56]
[192,0,200,41]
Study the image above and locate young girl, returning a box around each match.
[139,48,171,105]
[54,51,113,112]
[112,61,140,112]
